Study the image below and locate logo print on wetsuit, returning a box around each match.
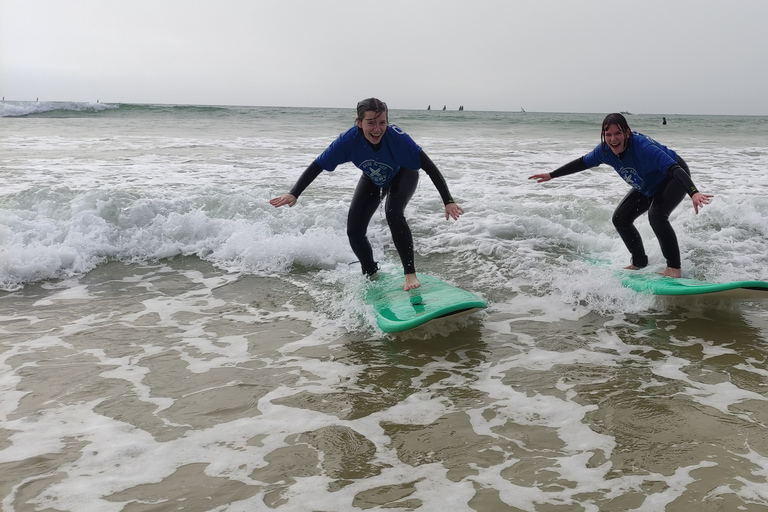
[618,166,645,192]
[360,160,394,186]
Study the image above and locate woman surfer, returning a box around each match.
[270,98,464,290]
[529,113,713,278]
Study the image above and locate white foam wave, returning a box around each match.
[0,100,118,117]
[2,108,768,314]
[0,192,355,291]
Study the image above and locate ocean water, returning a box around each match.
[1,101,768,511]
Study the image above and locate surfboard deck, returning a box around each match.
[365,273,487,333]
[619,272,768,299]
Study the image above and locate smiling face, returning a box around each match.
[603,123,631,155]
[356,109,388,144]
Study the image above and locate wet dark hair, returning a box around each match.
[600,113,631,149]
[356,98,388,122]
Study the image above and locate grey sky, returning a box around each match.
[2,0,767,115]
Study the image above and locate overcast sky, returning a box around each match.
[2,0,767,115]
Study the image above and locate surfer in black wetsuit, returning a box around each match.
[270,98,464,291]
[529,113,713,278]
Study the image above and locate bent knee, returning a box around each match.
[612,212,630,230]
[385,210,406,225]
[347,225,366,240]
[648,211,671,228]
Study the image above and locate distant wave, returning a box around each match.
[0,101,120,118]
[0,101,257,118]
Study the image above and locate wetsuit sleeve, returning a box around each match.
[288,161,324,198]
[550,157,589,178]
[667,164,699,197]
[419,151,455,205]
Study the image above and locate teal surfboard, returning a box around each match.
[365,273,487,333]
[620,272,768,299]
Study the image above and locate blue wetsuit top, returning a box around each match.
[315,124,422,187]
[288,126,455,205]
[582,132,679,197]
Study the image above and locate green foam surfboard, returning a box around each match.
[620,272,768,299]
[365,273,487,333]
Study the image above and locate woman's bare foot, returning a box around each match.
[624,264,643,270]
[659,267,682,278]
[404,273,421,291]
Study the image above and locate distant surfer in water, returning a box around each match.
[529,113,712,278]
[270,98,464,290]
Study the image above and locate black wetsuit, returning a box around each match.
[288,139,454,276]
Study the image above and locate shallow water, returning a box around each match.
[2,103,768,511]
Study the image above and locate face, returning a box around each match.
[603,124,631,154]
[356,110,388,144]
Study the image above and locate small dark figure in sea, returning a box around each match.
[529,113,713,278]
[663,116,667,125]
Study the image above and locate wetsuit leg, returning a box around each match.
[384,168,419,275]
[648,157,690,269]
[347,174,382,276]
[612,189,651,268]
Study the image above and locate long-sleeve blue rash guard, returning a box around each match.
[552,132,699,197]
[289,125,455,205]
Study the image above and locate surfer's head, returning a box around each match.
[356,98,389,145]
[601,113,632,155]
